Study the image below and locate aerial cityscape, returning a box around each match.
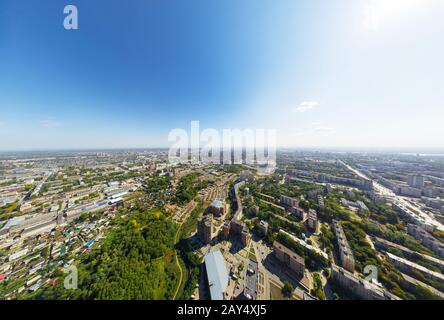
[1,150,444,300]
[1,0,444,304]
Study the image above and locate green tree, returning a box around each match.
[282,281,294,298]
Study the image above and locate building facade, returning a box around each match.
[273,240,305,276]
[332,220,355,273]
[198,214,213,244]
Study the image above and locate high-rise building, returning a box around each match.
[332,220,355,273]
[307,209,320,234]
[258,220,269,235]
[222,221,231,240]
[408,175,424,189]
[241,227,251,247]
[198,214,213,244]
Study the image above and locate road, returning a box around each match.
[341,161,444,231]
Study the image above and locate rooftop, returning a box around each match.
[210,200,224,208]
[204,250,229,300]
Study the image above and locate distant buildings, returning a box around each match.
[422,197,444,210]
[239,171,255,182]
[307,188,324,200]
[408,175,424,189]
[341,198,368,211]
[377,173,441,199]
[407,224,444,258]
[374,237,444,273]
[386,252,444,286]
[332,220,355,273]
[393,202,434,232]
[19,202,34,214]
[0,213,59,241]
[8,248,29,262]
[423,186,439,198]
[397,186,422,198]
[287,169,374,190]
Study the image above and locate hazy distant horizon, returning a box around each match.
[1,146,444,156]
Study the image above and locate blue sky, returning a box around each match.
[0,0,444,150]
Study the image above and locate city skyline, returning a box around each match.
[1,0,444,150]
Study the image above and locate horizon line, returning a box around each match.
[1,146,444,154]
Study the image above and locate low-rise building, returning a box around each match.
[386,252,444,285]
[279,229,329,260]
[204,250,229,300]
[273,240,305,276]
[393,203,435,232]
[397,186,422,198]
[407,224,444,258]
[208,200,225,217]
[19,202,34,214]
[331,264,400,300]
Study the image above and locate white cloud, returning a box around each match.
[39,119,62,128]
[294,101,319,113]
